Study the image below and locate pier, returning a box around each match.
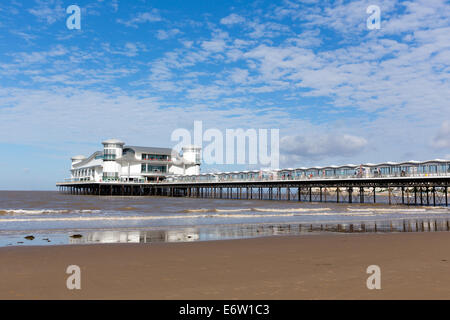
[57,175,450,206]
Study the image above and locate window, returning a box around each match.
[102,172,118,180]
[143,165,167,173]
[104,149,116,160]
[142,154,169,161]
[104,143,121,148]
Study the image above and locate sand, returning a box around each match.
[1,232,450,299]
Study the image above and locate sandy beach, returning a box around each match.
[1,232,450,300]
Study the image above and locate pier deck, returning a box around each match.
[57,176,450,206]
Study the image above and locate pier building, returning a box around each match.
[70,139,201,182]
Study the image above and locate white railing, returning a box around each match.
[59,171,450,185]
[171,172,450,183]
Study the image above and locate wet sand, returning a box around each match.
[1,232,450,299]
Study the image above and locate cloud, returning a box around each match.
[156,28,181,40]
[220,13,245,25]
[0,87,298,150]
[102,42,143,57]
[28,0,65,25]
[117,10,162,27]
[280,133,368,164]
[383,0,450,35]
[432,121,450,149]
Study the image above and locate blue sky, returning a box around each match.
[0,0,449,190]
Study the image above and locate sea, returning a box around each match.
[0,190,449,247]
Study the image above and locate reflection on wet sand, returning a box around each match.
[67,218,450,245]
[71,228,200,244]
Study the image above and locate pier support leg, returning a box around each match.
[402,187,405,205]
[373,187,376,203]
[348,187,353,204]
[309,187,312,202]
[446,186,448,207]
[360,187,364,203]
[336,188,340,203]
[433,187,436,206]
[298,187,301,202]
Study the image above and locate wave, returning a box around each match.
[214,208,252,212]
[117,206,138,211]
[182,208,212,213]
[183,207,331,214]
[0,209,101,215]
[253,207,331,213]
[346,208,429,213]
[0,212,301,223]
[0,210,381,223]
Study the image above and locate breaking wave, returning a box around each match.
[0,209,101,216]
[0,212,300,223]
[182,207,330,214]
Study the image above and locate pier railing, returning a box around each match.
[61,172,450,185]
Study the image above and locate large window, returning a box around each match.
[102,172,118,180]
[142,154,169,161]
[141,164,167,173]
[104,149,116,160]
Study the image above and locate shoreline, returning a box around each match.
[1,232,450,299]
[1,216,450,248]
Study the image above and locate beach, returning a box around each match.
[1,232,450,300]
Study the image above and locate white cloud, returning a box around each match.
[432,121,450,149]
[280,133,368,162]
[117,10,162,27]
[201,39,227,52]
[102,42,143,57]
[220,13,245,25]
[28,0,65,25]
[156,28,181,40]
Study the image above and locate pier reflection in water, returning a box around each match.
[68,218,450,245]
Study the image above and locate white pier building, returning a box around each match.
[70,139,201,182]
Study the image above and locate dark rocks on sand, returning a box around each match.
[24,235,35,240]
[70,234,83,238]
